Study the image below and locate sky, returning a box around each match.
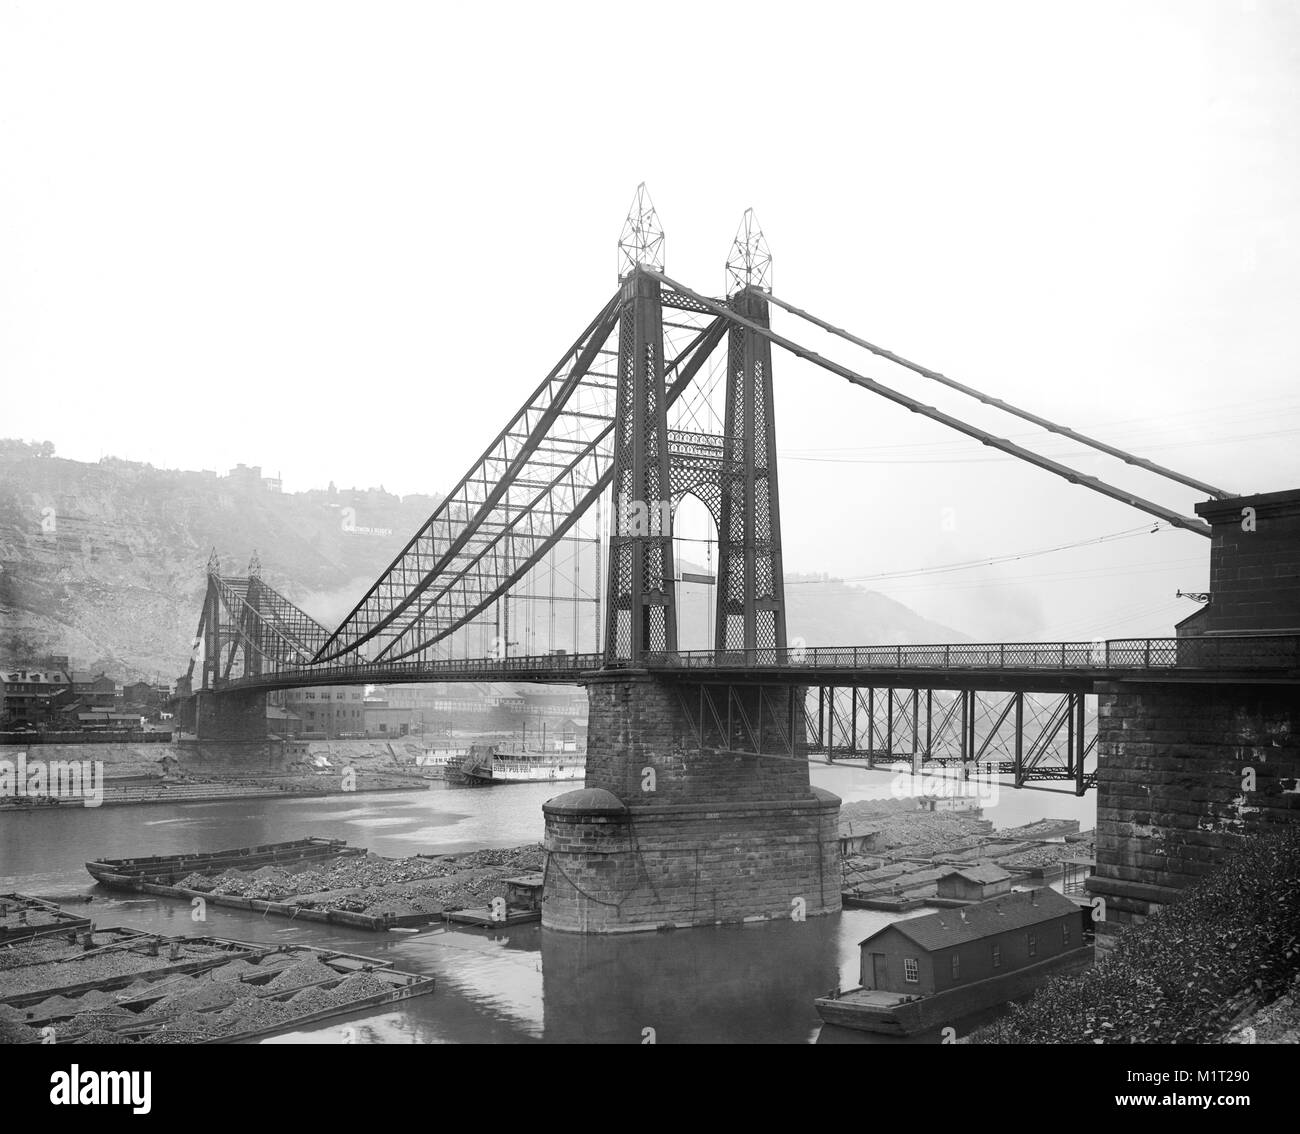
[2,1,1298,642]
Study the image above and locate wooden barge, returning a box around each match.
[5,935,436,1044]
[84,838,441,931]
[85,837,362,887]
[0,930,267,1009]
[0,893,93,945]
[204,958,437,1044]
[108,879,439,931]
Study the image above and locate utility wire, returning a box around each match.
[784,522,1167,585]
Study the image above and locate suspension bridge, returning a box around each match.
[182,185,1300,934]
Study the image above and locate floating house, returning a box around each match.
[816,887,1091,1035]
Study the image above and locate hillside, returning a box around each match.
[673,566,965,650]
[0,440,442,681]
[0,440,966,683]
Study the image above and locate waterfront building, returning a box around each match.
[935,864,1013,902]
[856,888,1081,996]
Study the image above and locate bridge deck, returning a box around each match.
[204,635,1300,694]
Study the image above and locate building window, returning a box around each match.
[1027,932,1037,957]
[951,954,960,980]
[992,944,1001,968]
[903,957,919,984]
[1062,923,1070,946]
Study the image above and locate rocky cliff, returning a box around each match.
[0,440,442,681]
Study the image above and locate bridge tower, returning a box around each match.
[190,550,269,741]
[604,185,678,661]
[717,209,787,655]
[544,191,840,934]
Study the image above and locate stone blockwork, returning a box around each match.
[584,674,812,803]
[194,689,268,741]
[1090,681,1300,953]
[1194,488,1300,634]
[543,672,842,933]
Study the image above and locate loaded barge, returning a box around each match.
[86,837,361,887]
[85,837,440,931]
[0,922,435,1044]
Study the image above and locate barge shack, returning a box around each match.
[816,887,1093,1036]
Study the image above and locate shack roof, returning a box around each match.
[939,864,1011,885]
[859,888,1077,952]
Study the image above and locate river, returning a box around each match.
[0,765,1095,1044]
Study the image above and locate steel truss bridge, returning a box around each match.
[187,186,1298,794]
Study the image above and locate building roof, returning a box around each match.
[939,864,1012,885]
[838,818,881,839]
[3,671,68,684]
[859,888,1077,952]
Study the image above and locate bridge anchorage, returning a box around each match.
[187,183,1300,937]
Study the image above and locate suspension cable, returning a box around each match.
[644,270,1212,538]
[764,291,1234,500]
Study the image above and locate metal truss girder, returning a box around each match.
[314,289,625,662]
[378,314,727,661]
[803,683,1097,795]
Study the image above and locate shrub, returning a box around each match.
[976,825,1300,1043]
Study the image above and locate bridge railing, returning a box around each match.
[634,635,1300,672]
[210,635,1299,693]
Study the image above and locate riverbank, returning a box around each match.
[0,739,439,808]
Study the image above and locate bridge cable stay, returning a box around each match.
[376,316,729,662]
[762,291,1234,501]
[643,270,1213,538]
[311,290,627,663]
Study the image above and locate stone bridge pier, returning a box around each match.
[1090,489,1300,953]
[542,672,842,933]
[193,689,268,741]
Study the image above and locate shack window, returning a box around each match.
[951,954,960,980]
[992,944,1001,968]
[1028,932,1038,957]
[903,957,919,983]
[1062,923,1070,946]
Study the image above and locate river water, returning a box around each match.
[0,766,1094,1044]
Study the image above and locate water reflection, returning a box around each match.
[542,918,839,1043]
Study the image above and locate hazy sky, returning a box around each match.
[3,1,1297,642]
